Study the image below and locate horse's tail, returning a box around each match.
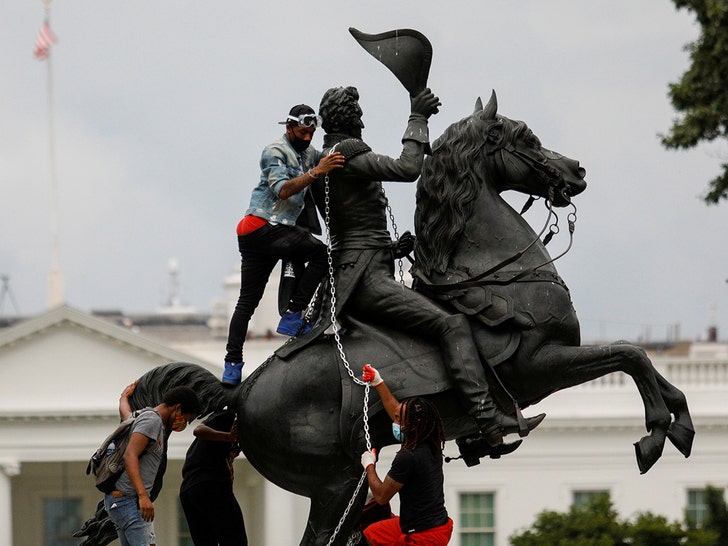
[129,361,233,415]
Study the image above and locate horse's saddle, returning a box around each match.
[276,312,520,456]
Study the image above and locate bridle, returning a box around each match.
[412,141,579,293]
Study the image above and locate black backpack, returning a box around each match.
[86,408,157,493]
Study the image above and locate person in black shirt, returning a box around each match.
[179,410,247,545]
[360,365,453,545]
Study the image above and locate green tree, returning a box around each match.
[661,0,728,204]
[700,485,728,543]
[630,512,715,546]
[509,494,719,546]
[509,495,628,546]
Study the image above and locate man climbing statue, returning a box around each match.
[222,104,345,386]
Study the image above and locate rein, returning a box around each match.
[413,193,578,293]
[413,139,579,293]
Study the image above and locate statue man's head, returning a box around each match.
[319,86,365,139]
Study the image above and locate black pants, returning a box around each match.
[180,482,247,546]
[224,223,327,363]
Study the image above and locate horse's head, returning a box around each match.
[472,90,587,206]
[416,91,588,276]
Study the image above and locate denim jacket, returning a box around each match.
[245,135,322,227]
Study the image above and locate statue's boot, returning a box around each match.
[454,435,524,466]
[481,412,546,447]
[441,314,545,446]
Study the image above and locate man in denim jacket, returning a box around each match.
[222,104,344,385]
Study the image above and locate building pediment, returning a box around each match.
[0,306,213,416]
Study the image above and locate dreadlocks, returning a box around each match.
[400,397,445,456]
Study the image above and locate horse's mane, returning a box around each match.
[415,113,488,276]
[415,109,527,276]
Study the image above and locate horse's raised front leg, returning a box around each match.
[300,462,369,546]
[514,342,672,474]
[652,370,695,458]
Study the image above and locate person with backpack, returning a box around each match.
[104,382,201,546]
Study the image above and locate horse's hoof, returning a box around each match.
[667,421,695,458]
[634,436,665,474]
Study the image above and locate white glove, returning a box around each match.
[362,365,383,386]
[361,449,377,470]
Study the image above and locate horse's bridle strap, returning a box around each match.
[413,265,566,295]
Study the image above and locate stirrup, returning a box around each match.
[450,434,524,466]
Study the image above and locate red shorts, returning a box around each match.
[363,517,453,545]
[236,215,266,236]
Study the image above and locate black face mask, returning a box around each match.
[290,136,310,153]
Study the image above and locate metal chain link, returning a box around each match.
[322,168,373,546]
[323,175,366,386]
[328,471,367,546]
[326,386,371,546]
[346,531,363,546]
[319,160,408,545]
[381,185,406,285]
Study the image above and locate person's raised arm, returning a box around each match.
[118,380,138,421]
[362,365,401,423]
[278,152,345,200]
[193,420,238,444]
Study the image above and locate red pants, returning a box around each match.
[363,517,453,545]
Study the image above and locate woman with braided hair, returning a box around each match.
[360,365,453,545]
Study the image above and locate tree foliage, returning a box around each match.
[700,485,728,542]
[509,495,627,546]
[509,491,724,546]
[662,0,728,204]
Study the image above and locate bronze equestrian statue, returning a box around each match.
[291,84,546,450]
[76,29,694,546]
[78,91,694,546]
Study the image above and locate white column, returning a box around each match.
[0,460,20,546]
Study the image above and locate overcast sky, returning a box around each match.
[2,1,727,343]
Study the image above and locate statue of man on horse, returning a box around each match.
[77,27,695,546]
[279,82,546,452]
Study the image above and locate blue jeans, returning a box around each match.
[104,494,156,546]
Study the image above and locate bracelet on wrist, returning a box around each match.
[306,169,317,180]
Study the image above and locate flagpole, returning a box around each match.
[43,0,65,309]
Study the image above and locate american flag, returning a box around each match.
[34,22,57,61]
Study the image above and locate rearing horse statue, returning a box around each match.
[80,92,694,546]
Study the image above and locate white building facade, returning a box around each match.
[0,304,726,545]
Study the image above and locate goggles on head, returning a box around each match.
[286,114,322,128]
